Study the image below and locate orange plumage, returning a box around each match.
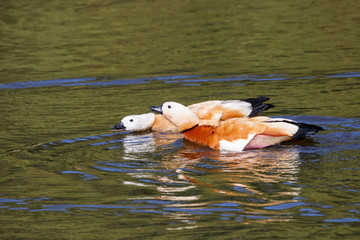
[183,119,271,150]
[150,102,323,152]
[151,115,178,133]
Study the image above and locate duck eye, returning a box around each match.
[168,105,171,109]
[130,119,133,122]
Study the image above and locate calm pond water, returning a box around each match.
[1,0,360,239]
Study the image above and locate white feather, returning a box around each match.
[219,133,256,152]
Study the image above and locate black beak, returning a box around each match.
[111,122,126,130]
[149,105,163,114]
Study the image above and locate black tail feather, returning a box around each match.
[291,122,324,140]
[242,96,274,117]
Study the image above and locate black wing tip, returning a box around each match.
[248,104,275,118]
[242,96,271,105]
[241,96,274,117]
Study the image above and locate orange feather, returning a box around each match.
[183,119,268,150]
[152,115,177,132]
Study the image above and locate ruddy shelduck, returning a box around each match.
[112,97,273,132]
[149,102,323,152]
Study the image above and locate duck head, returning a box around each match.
[150,102,199,132]
[111,113,155,132]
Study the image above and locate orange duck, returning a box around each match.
[149,102,323,152]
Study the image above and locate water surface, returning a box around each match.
[1,0,360,239]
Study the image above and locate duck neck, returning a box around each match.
[139,113,156,130]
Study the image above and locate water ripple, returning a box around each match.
[323,218,360,223]
[2,72,359,89]
[264,202,308,210]
[61,170,100,180]
[3,114,358,228]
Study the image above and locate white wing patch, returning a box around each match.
[219,133,256,152]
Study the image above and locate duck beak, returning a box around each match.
[111,122,126,131]
[149,105,163,114]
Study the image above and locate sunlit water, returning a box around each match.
[1,0,360,239]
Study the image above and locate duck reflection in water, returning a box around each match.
[107,132,306,223]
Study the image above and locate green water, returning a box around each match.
[1,0,359,83]
[1,0,360,239]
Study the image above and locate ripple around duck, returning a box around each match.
[41,131,127,149]
[1,115,359,227]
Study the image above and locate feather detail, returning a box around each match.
[183,119,267,151]
[152,114,178,133]
[182,125,217,148]
[188,100,250,125]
